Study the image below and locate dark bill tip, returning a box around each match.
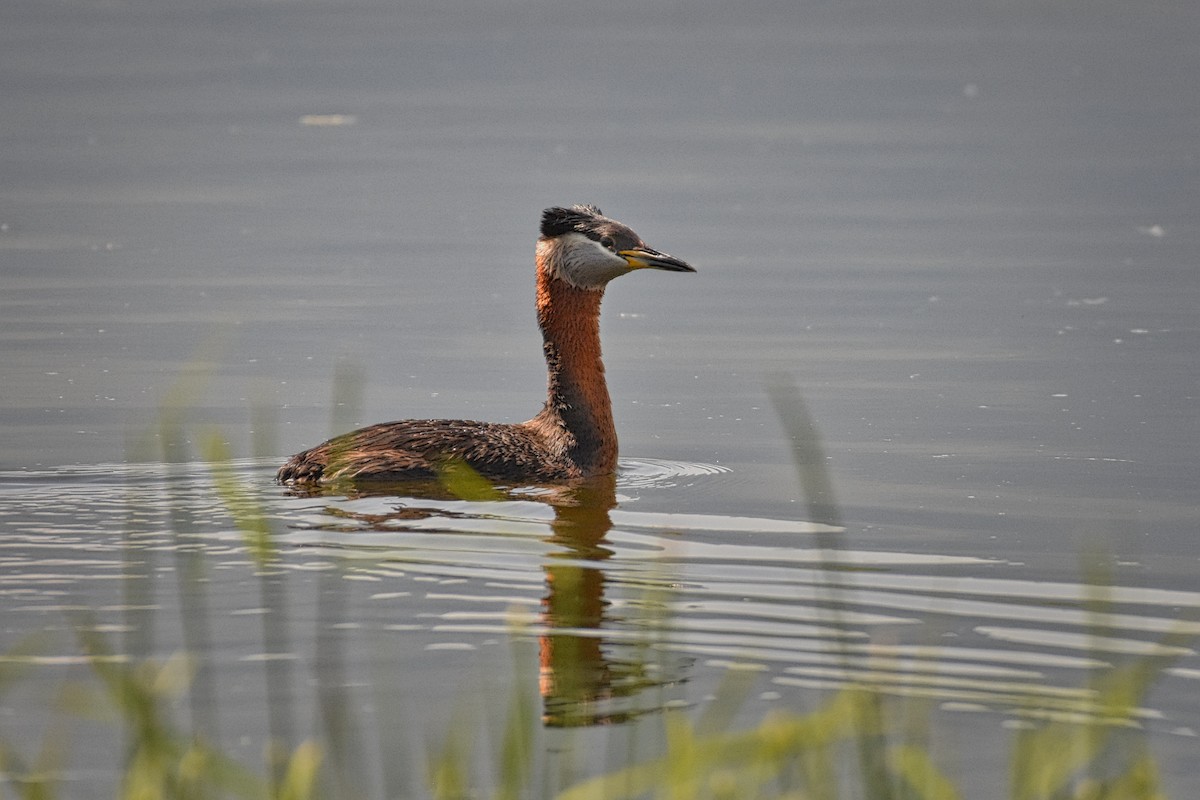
[620,248,696,273]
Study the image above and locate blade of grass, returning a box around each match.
[276,741,323,800]
[558,689,872,800]
[887,744,962,800]
[203,432,301,796]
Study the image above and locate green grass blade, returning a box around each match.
[888,744,962,800]
[202,432,275,568]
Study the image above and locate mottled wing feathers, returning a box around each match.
[276,419,575,485]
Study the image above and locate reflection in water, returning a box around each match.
[539,477,619,726]
[313,471,690,727]
[536,475,691,727]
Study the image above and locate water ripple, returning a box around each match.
[1,459,1196,733]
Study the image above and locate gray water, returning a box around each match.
[2,0,1198,796]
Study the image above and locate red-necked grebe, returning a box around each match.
[276,205,695,485]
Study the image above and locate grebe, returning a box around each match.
[276,205,695,486]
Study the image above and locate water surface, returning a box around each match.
[2,0,1198,796]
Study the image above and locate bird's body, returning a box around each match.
[277,205,694,486]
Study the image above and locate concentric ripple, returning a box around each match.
[617,456,731,488]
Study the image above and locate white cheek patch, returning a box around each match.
[541,233,629,289]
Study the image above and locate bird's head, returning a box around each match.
[537,205,695,290]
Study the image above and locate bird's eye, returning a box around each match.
[600,236,616,251]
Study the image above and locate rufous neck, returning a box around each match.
[535,264,617,474]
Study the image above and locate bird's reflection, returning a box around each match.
[308,473,687,728]
[531,476,689,727]
[538,476,624,727]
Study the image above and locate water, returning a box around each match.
[2,0,1199,796]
